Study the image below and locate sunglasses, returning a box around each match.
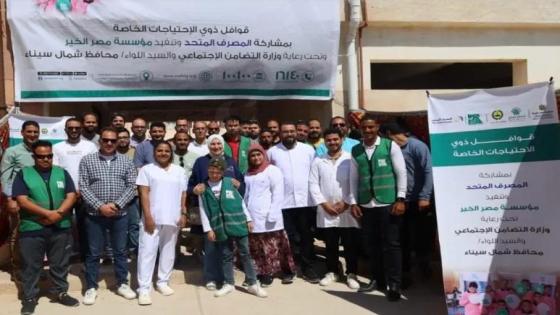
[101,138,117,144]
[34,153,54,160]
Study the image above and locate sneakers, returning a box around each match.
[281,273,295,285]
[138,292,152,306]
[57,292,80,307]
[214,283,234,297]
[117,284,137,300]
[82,288,97,305]
[205,281,217,291]
[247,284,268,298]
[156,284,175,296]
[258,275,274,288]
[20,298,37,315]
[346,274,360,290]
[303,269,320,284]
[319,272,339,286]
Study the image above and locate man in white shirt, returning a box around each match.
[53,117,97,260]
[349,113,407,301]
[267,122,318,283]
[309,128,360,290]
[188,121,209,156]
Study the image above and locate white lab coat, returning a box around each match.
[244,165,285,233]
[267,142,315,209]
[309,152,359,228]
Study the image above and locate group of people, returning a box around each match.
[1,111,434,315]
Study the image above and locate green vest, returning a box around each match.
[20,166,71,232]
[352,138,397,204]
[200,177,248,242]
[224,136,251,174]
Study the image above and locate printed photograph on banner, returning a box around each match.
[444,271,557,315]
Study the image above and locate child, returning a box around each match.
[460,282,483,315]
[198,158,267,298]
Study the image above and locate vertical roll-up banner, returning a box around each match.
[9,114,70,146]
[428,82,560,315]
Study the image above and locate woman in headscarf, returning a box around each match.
[244,144,295,287]
[188,134,245,291]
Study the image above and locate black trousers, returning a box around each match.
[282,207,315,271]
[361,205,402,288]
[19,228,72,300]
[322,227,360,275]
[402,201,436,272]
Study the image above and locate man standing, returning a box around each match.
[247,119,261,143]
[52,118,97,260]
[266,120,281,145]
[110,113,126,129]
[129,117,147,148]
[317,116,360,156]
[382,122,434,281]
[134,121,166,168]
[309,129,360,290]
[349,114,407,301]
[173,131,199,180]
[81,113,100,145]
[240,120,251,137]
[223,116,251,174]
[258,129,274,151]
[175,117,189,133]
[79,127,137,305]
[307,119,324,150]
[13,140,79,314]
[207,121,221,136]
[267,122,318,283]
[188,121,209,156]
[116,128,136,160]
[1,120,40,289]
[296,120,310,143]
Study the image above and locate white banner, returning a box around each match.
[9,113,69,146]
[428,82,560,315]
[8,0,340,102]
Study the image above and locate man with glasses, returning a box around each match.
[133,122,166,168]
[129,117,147,148]
[207,121,221,136]
[188,121,209,156]
[79,127,137,305]
[317,116,359,156]
[12,140,79,315]
[53,118,97,261]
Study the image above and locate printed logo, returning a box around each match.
[225,190,235,199]
[199,71,213,82]
[508,107,528,122]
[57,181,65,189]
[512,107,522,116]
[140,71,153,81]
[41,128,48,135]
[491,110,504,121]
[378,159,387,167]
[538,104,547,111]
[467,114,483,125]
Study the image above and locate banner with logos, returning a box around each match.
[9,113,69,146]
[428,82,560,315]
[7,0,340,102]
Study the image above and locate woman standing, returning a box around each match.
[189,134,245,290]
[244,144,296,286]
[136,141,187,305]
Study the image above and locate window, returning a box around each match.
[371,62,513,90]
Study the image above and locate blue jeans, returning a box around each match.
[126,198,140,252]
[85,214,129,289]
[203,237,223,284]
[217,236,257,286]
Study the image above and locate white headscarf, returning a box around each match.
[207,134,225,157]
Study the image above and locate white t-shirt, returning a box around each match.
[188,140,209,157]
[53,140,97,190]
[136,163,187,226]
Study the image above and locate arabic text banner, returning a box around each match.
[428,82,560,315]
[8,0,340,102]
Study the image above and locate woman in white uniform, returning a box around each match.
[244,144,295,287]
[136,141,187,305]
